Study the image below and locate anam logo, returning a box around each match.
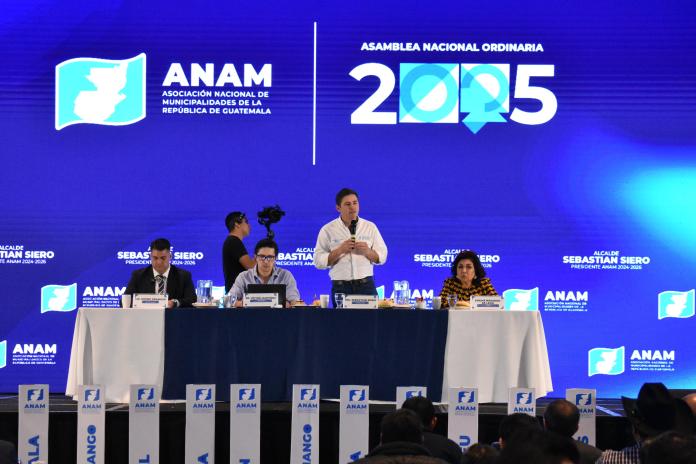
[55,53,146,130]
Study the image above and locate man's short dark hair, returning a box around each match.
[498,428,580,464]
[225,211,247,232]
[150,238,171,251]
[499,413,541,443]
[254,238,278,256]
[380,409,424,444]
[640,431,696,464]
[544,399,580,438]
[463,443,499,464]
[401,396,435,430]
[335,188,358,206]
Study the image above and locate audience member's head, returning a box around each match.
[544,399,580,438]
[498,427,580,464]
[682,392,696,418]
[380,409,424,445]
[462,443,499,464]
[622,382,695,440]
[640,431,696,464]
[499,412,541,448]
[402,395,437,431]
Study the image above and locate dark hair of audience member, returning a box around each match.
[462,443,500,464]
[640,431,696,464]
[335,187,359,205]
[498,427,580,464]
[499,412,541,445]
[380,409,424,445]
[401,396,436,430]
[544,399,580,437]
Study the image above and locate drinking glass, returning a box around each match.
[335,293,346,309]
[447,295,458,309]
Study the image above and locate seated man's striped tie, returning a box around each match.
[156,274,166,295]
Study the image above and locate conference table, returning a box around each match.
[66,307,552,403]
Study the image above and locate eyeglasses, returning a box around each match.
[257,254,276,262]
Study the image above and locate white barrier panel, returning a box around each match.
[339,385,369,462]
[508,387,536,416]
[567,388,597,446]
[18,384,49,464]
[77,385,105,464]
[396,386,427,408]
[290,384,320,464]
[186,384,216,464]
[230,384,261,464]
[447,387,478,451]
[129,384,159,464]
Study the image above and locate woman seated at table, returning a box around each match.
[440,250,497,308]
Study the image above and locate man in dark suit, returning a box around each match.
[124,238,196,308]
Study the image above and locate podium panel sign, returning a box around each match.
[448,387,478,451]
[339,385,369,462]
[396,386,427,408]
[291,384,320,464]
[508,387,536,416]
[230,384,261,464]
[567,388,597,446]
[186,384,216,464]
[77,385,105,464]
[19,384,49,464]
[129,384,159,464]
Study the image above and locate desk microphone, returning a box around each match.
[349,219,358,242]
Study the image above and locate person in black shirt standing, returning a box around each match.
[222,211,255,293]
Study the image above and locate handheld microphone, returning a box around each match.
[349,219,358,242]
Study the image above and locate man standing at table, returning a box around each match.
[314,188,387,306]
[222,211,256,293]
[124,238,196,308]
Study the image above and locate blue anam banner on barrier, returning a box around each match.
[567,388,597,446]
[447,387,478,451]
[186,384,216,464]
[291,384,320,464]
[230,384,261,464]
[339,385,369,462]
[18,384,49,464]
[77,385,105,464]
[508,387,536,416]
[396,386,427,408]
[129,384,159,464]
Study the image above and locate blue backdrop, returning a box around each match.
[1,0,695,397]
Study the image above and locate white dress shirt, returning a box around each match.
[313,217,387,281]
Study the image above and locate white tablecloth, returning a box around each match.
[442,310,553,403]
[66,308,552,403]
[65,308,165,403]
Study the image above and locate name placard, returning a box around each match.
[132,294,167,309]
[471,295,504,310]
[243,293,279,307]
[567,388,597,446]
[344,295,378,309]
